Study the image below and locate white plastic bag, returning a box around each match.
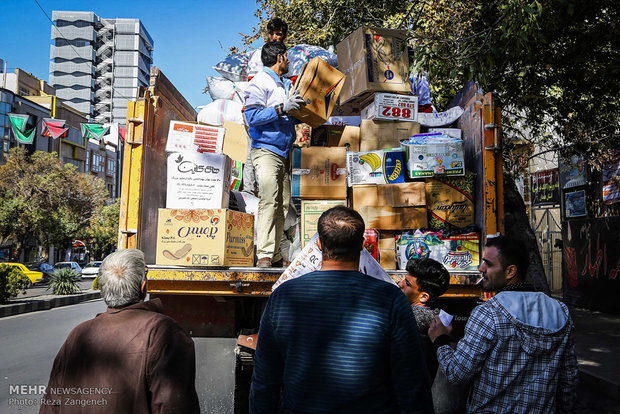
[213,51,258,82]
[205,76,248,104]
[286,44,338,78]
[197,99,244,126]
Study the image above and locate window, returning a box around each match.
[107,158,115,175]
[91,153,105,173]
[85,150,90,171]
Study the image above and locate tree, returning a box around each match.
[79,199,120,260]
[0,148,109,260]
[241,0,619,292]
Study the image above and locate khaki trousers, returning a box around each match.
[251,148,291,262]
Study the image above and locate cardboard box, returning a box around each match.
[289,57,346,128]
[378,230,397,250]
[311,125,360,151]
[325,116,361,126]
[346,149,405,186]
[337,27,410,103]
[166,120,225,154]
[426,174,475,229]
[301,200,346,247]
[379,249,397,269]
[378,230,397,270]
[352,182,426,210]
[156,208,254,267]
[429,128,462,139]
[361,93,418,122]
[360,206,427,230]
[360,119,420,151]
[294,123,312,148]
[166,152,232,209]
[292,147,347,199]
[396,231,479,271]
[222,121,248,163]
[401,139,465,178]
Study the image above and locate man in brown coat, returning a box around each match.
[40,249,199,413]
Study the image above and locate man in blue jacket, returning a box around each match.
[244,41,305,268]
[250,206,434,413]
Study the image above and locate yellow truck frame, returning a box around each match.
[118,67,503,337]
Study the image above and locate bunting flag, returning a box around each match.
[8,113,36,144]
[118,125,126,142]
[81,123,110,141]
[42,118,69,140]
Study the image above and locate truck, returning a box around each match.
[117,67,504,411]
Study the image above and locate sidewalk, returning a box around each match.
[569,306,620,412]
[0,289,101,318]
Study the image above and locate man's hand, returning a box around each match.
[283,93,306,113]
[429,315,453,342]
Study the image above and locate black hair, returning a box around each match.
[406,258,450,304]
[485,235,529,281]
[317,206,365,261]
[261,41,287,68]
[267,17,288,37]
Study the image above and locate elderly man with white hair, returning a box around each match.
[41,249,200,414]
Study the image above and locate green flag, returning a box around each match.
[8,113,36,144]
[81,123,110,140]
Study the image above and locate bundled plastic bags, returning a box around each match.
[205,76,249,104]
[213,50,258,82]
[197,99,244,126]
[286,44,338,78]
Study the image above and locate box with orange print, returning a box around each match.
[156,208,254,267]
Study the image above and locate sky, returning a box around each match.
[0,0,263,110]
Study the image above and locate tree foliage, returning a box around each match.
[0,148,109,260]
[0,264,30,304]
[244,0,619,165]
[79,199,120,260]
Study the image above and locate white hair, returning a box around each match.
[99,249,145,308]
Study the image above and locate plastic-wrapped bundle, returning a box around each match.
[197,99,244,126]
[213,50,258,82]
[286,44,338,78]
[205,76,249,104]
[410,72,432,105]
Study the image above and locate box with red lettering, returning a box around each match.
[361,93,418,122]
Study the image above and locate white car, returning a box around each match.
[81,261,102,279]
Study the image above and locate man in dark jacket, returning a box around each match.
[40,249,199,414]
[250,206,434,413]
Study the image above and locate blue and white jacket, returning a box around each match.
[244,67,296,158]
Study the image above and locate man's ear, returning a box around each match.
[505,264,518,281]
[316,237,322,252]
[140,279,147,299]
[419,292,430,304]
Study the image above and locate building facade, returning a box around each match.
[49,11,153,124]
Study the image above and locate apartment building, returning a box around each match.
[49,11,154,124]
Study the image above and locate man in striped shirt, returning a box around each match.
[250,206,434,413]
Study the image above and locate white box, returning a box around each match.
[166,152,232,209]
[429,128,462,139]
[166,120,225,154]
[361,93,418,122]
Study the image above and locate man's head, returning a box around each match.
[400,258,450,306]
[317,206,365,263]
[99,249,146,308]
[267,17,288,42]
[261,41,289,75]
[479,235,529,292]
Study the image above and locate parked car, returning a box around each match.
[24,262,54,282]
[53,261,82,275]
[1,262,44,285]
[81,261,102,279]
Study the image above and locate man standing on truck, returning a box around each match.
[428,235,578,413]
[243,41,305,268]
[41,249,200,414]
[250,206,434,413]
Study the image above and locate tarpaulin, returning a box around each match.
[42,118,69,139]
[8,113,35,144]
[81,123,110,140]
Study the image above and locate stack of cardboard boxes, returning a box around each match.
[155,120,255,267]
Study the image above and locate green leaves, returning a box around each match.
[0,265,30,304]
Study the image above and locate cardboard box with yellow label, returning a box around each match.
[156,208,254,267]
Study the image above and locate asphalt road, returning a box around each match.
[0,299,236,414]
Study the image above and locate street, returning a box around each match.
[14,280,94,300]
[0,298,236,414]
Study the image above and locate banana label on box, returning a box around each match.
[346,149,405,186]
